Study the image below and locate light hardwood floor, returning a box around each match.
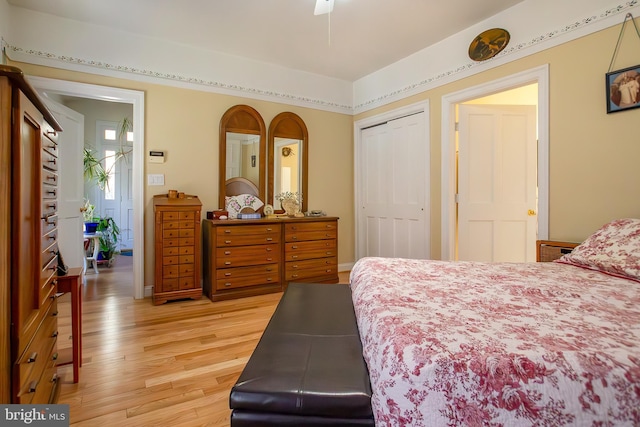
[56,255,350,426]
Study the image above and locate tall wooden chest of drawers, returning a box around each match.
[153,195,202,305]
[1,65,63,404]
[203,217,339,301]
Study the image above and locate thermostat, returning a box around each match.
[149,150,165,163]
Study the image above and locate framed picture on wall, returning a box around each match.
[606,64,640,113]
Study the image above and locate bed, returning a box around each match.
[349,218,640,426]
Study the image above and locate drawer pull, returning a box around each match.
[326,234,331,237]
[266,228,272,231]
[266,238,273,241]
[292,274,299,278]
[326,269,332,273]
[27,352,38,363]
[224,229,231,234]
[48,158,57,165]
[47,175,57,182]
[266,258,272,261]
[225,240,232,244]
[225,261,231,265]
[292,255,298,259]
[326,251,332,255]
[47,202,57,208]
[291,245,298,249]
[51,373,59,383]
[293,265,299,269]
[266,267,273,272]
[224,282,232,287]
[48,235,56,240]
[292,236,297,240]
[52,311,59,316]
[46,130,58,137]
[52,331,59,338]
[291,226,297,230]
[29,380,38,393]
[266,247,272,252]
[225,251,231,255]
[267,277,272,281]
[52,353,58,361]
[224,272,231,276]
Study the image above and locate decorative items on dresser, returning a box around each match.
[1,65,63,404]
[203,217,339,301]
[153,194,202,305]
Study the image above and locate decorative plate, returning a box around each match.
[468,28,510,61]
[263,204,274,216]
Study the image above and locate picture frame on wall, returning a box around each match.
[606,64,640,114]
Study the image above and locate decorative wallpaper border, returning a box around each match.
[3,0,637,114]
[353,0,638,112]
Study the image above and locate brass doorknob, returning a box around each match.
[527,209,536,216]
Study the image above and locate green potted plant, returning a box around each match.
[96,216,120,264]
[83,117,133,190]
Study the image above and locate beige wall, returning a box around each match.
[8,60,354,287]
[355,21,640,251]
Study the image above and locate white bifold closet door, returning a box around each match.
[358,112,429,260]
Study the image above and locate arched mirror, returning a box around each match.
[268,112,308,212]
[219,105,266,208]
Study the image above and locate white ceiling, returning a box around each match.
[7,0,524,82]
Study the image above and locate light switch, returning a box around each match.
[148,174,165,186]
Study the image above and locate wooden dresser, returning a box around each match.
[153,195,203,305]
[203,217,339,301]
[1,65,63,404]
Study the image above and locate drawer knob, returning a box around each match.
[292,274,299,278]
[292,255,298,259]
[52,311,59,316]
[225,261,231,265]
[224,282,232,287]
[46,130,58,136]
[291,245,298,249]
[29,380,38,393]
[48,158,57,165]
[266,248,272,252]
[224,229,231,234]
[224,251,231,255]
[224,272,231,277]
[266,228,272,231]
[27,352,38,363]
[52,352,58,361]
[266,258,272,261]
[266,238,272,241]
[225,240,232,244]
[267,277,272,281]
[47,176,57,182]
[51,373,59,383]
[52,331,59,338]
[292,236,297,240]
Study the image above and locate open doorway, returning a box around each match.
[441,65,549,261]
[29,76,146,299]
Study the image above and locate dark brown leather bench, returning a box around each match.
[229,283,374,426]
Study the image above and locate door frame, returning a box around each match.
[441,64,549,260]
[29,76,146,299]
[354,100,430,261]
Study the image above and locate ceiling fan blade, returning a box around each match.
[314,0,334,15]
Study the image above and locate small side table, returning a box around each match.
[57,267,83,383]
[83,231,102,274]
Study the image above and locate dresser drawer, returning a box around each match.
[285,229,337,242]
[41,214,57,235]
[42,199,58,217]
[41,241,58,270]
[162,211,180,221]
[42,169,58,186]
[216,263,279,280]
[163,246,194,257]
[284,221,337,233]
[286,239,336,253]
[41,149,58,171]
[286,257,337,275]
[285,262,339,281]
[216,231,280,247]
[14,300,58,404]
[163,237,195,247]
[285,246,337,262]
[216,271,279,291]
[42,134,58,156]
[42,182,58,199]
[40,257,58,306]
[216,244,280,267]
[42,228,57,251]
[217,224,281,237]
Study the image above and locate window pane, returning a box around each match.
[127,131,134,142]
[105,129,116,140]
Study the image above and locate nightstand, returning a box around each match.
[536,240,579,262]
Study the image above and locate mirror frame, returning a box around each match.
[268,112,308,213]
[219,105,266,208]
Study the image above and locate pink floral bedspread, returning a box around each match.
[350,257,640,426]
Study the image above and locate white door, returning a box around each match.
[359,113,428,259]
[457,104,537,262]
[43,99,85,269]
[226,139,241,179]
[96,120,133,251]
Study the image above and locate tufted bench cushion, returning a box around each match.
[229,283,374,427]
